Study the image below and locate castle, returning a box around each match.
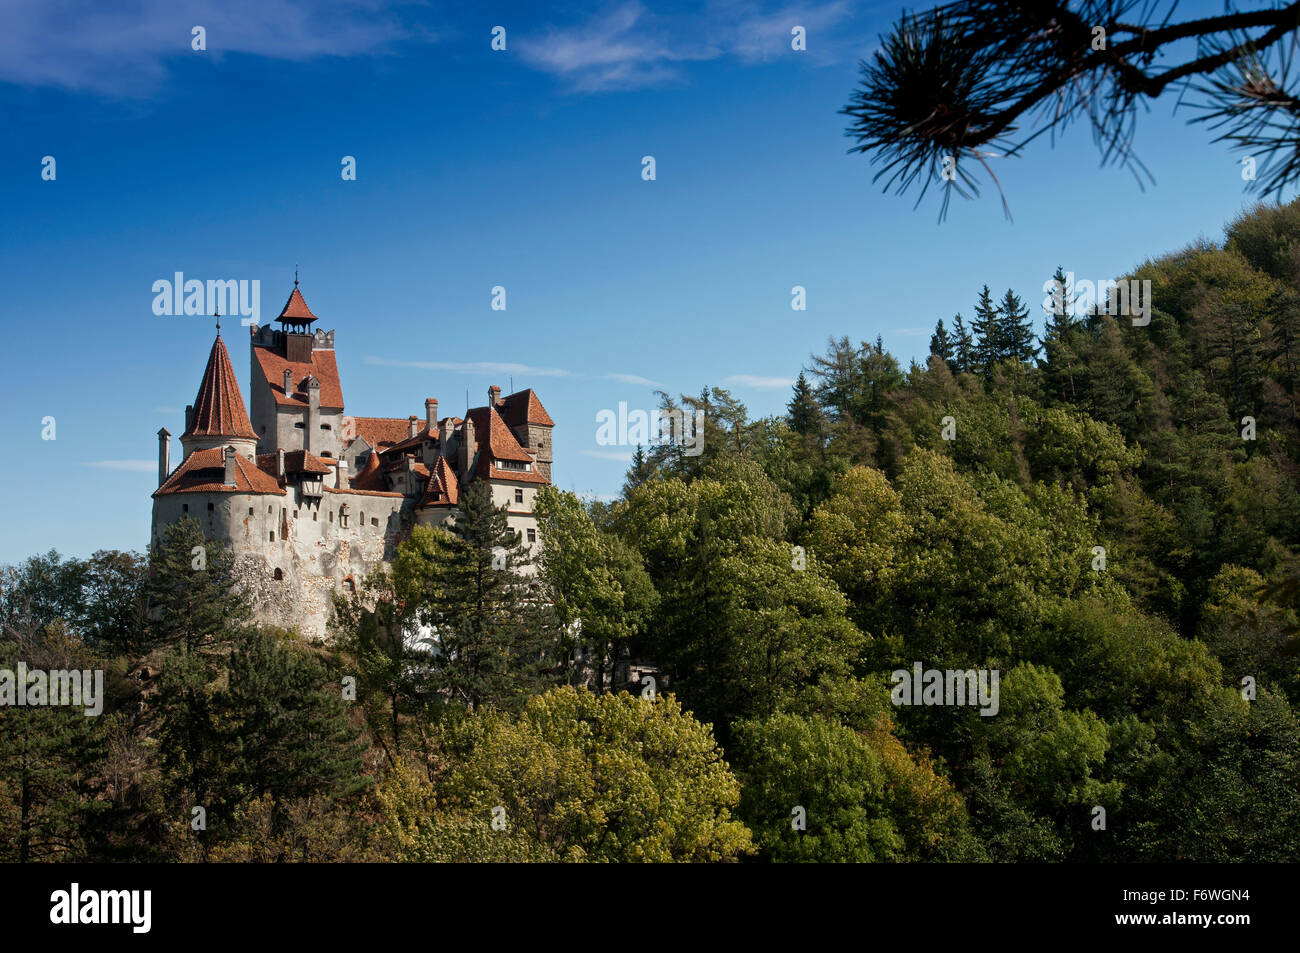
[150,280,555,638]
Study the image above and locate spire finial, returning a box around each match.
[215,308,221,333]
[294,262,299,287]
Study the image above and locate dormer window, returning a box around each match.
[495,459,529,472]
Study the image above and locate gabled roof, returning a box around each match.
[252,344,344,408]
[468,405,535,464]
[422,455,460,506]
[277,285,318,323]
[466,405,549,483]
[498,388,555,428]
[154,448,284,497]
[183,334,258,440]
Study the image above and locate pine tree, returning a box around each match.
[622,445,655,497]
[395,481,560,712]
[145,517,249,652]
[999,288,1038,363]
[971,285,1002,380]
[951,313,974,374]
[787,371,822,437]
[1041,266,1080,402]
[929,319,955,369]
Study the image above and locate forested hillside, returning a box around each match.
[4,200,1299,862]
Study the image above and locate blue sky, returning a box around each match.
[0,0,1292,563]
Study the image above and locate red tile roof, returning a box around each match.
[349,449,387,492]
[154,448,285,497]
[498,389,555,427]
[255,450,334,477]
[252,344,344,408]
[385,426,437,455]
[422,455,460,506]
[344,416,415,451]
[469,405,535,464]
[278,285,318,322]
[323,486,403,498]
[466,405,549,483]
[183,334,258,440]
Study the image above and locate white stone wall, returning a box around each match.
[153,486,408,639]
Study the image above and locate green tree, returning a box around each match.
[438,686,753,861]
[394,482,560,711]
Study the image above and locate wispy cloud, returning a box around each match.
[580,449,635,462]
[367,356,664,389]
[0,0,432,96]
[516,2,717,93]
[723,373,795,389]
[151,405,181,415]
[516,0,857,92]
[85,460,155,472]
[603,372,663,387]
[365,357,572,378]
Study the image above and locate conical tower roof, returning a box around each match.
[183,332,258,440]
[277,282,318,325]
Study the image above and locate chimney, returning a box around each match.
[305,376,320,453]
[223,446,237,486]
[276,447,285,479]
[439,416,454,450]
[460,415,475,475]
[335,457,349,490]
[283,368,293,396]
[157,428,171,487]
[489,385,502,407]
[425,398,438,433]
[408,415,419,439]
[184,405,194,433]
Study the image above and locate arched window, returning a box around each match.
[342,576,356,593]
[273,568,284,581]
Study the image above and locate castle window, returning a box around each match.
[371,517,378,527]
[313,511,318,521]
[207,502,214,512]
[514,489,523,504]
[360,511,365,524]
[182,503,189,513]
[321,423,332,430]
[268,505,273,514]
[269,532,275,542]
[329,511,334,523]
[321,451,332,457]
[294,422,305,429]
[273,568,284,581]
[248,507,254,516]
[527,528,537,543]
[294,509,299,518]
[342,577,356,594]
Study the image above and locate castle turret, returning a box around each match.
[180,328,259,461]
